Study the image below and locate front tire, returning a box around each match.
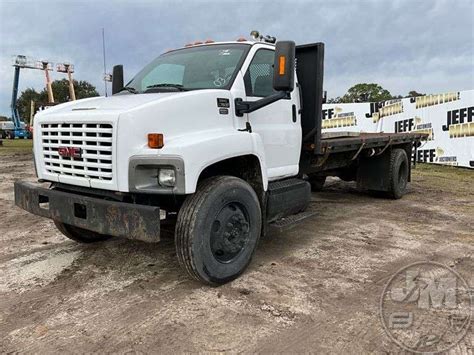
[54,221,112,243]
[175,176,262,285]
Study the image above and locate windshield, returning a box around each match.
[124,44,250,93]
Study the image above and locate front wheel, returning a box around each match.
[175,176,262,285]
[54,221,112,243]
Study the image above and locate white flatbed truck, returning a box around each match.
[14,35,425,285]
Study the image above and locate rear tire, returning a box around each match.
[175,176,261,285]
[387,148,409,199]
[54,221,112,243]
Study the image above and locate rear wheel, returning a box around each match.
[54,221,112,243]
[387,148,409,199]
[175,176,261,285]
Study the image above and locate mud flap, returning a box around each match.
[357,150,391,192]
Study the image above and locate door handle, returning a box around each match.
[292,104,297,123]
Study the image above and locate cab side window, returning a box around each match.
[244,49,275,97]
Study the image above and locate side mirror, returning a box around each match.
[112,65,124,95]
[273,41,295,92]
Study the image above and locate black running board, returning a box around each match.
[266,178,311,223]
[268,210,316,233]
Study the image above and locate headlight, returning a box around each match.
[158,169,176,187]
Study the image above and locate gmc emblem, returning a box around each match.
[58,146,82,158]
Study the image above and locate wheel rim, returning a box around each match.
[210,202,251,263]
[398,160,408,189]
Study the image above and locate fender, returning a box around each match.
[161,129,268,193]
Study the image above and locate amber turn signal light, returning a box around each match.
[279,56,286,75]
[148,133,164,149]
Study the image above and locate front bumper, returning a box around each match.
[14,181,160,242]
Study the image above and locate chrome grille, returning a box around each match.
[41,123,113,181]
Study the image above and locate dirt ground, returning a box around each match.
[0,142,473,353]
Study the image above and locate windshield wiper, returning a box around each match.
[145,83,188,92]
[118,86,139,94]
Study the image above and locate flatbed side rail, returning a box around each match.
[319,132,427,154]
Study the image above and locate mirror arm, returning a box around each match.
[235,91,288,117]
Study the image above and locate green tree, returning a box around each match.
[40,79,99,102]
[16,88,44,122]
[327,96,343,104]
[341,83,393,103]
[407,90,424,97]
[16,79,99,121]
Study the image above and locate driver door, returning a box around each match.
[243,48,301,179]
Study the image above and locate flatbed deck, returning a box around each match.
[320,132,427,154]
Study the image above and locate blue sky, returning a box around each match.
[0,0,473,116]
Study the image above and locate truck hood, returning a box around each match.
[36,93,178,116]
[32,88,236,192]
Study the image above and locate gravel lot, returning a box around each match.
[0,143,473,353]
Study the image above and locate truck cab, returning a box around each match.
[32,40,300,193]
[15,36,425,285]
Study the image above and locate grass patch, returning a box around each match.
[413,162,473,179]
[412,163,473,194]
[0,139,33,155]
